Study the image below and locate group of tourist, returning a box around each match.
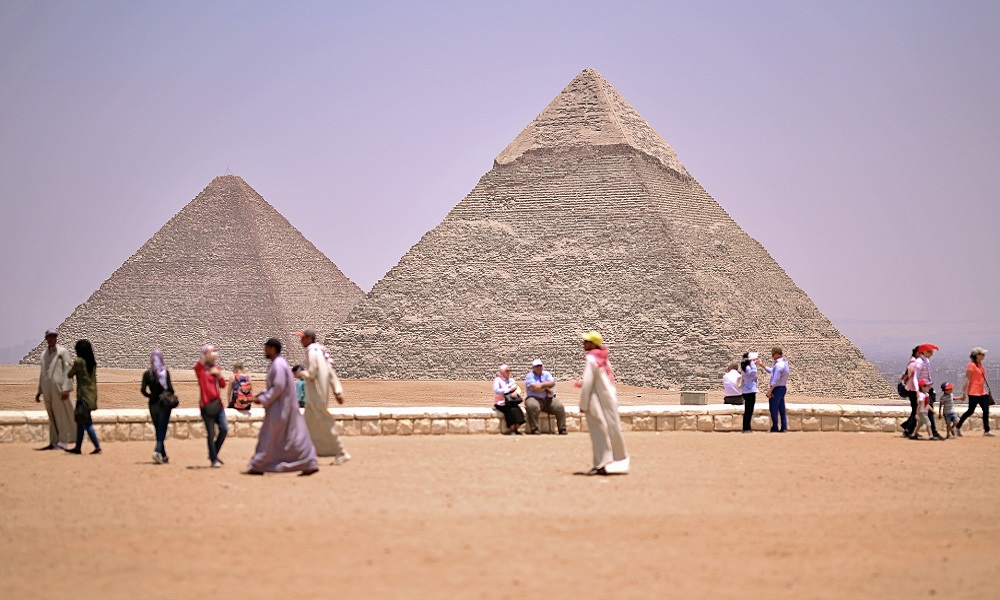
[897,344,992,440]
[33,328,351,475]
[721,347,790,433]
[492,331,629,476]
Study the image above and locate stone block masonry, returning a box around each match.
[3,405,994,442]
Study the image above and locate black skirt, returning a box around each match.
[495,402,525,426]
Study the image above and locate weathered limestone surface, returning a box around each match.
[5,403,990,443]
[327,68,892,399]
[21,175,364,371]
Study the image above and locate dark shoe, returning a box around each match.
[513,430,523,435]
[529,429,541,435]
[933,434,945,440]
[64,447,82,455]
[244,469,264,476]
[299,468,319,477]
[558,430,568,435]
[35,444,56,451]
[585,467,608,476]
[90,448,102,455]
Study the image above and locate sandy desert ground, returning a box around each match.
[0,365,894,410]
[1,431,997,600]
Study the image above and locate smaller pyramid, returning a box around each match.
[23,175,364,371]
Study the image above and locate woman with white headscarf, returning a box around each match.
[493,364,526,435]
[141,349,176,464]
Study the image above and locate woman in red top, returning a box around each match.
[957,347,992,437]
[195,344,228,466]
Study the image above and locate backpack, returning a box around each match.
[233,374,253,409]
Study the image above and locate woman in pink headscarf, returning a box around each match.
[140,349,176,464]
[493,364,526,435]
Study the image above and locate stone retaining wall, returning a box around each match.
[2,405,996,444]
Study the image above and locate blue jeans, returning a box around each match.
[769,386,787,431]
[202,408,228,462]
[73,423,100,451]
[149,402,172,458]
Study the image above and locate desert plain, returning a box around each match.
[2,365,998,599]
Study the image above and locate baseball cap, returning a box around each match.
[44,329,58,337]
[580,330,603,345]
[916,343,939,354]
[941,382,954,391]
[294,329,318,340]
[531,358,543,367]
[918,379,932,387]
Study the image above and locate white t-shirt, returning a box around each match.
[722,369,742,397]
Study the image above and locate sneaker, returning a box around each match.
[955,428,963,437]
[985,431,996,437]
[152,452,164,464]
[211,460,223,468]
[333,452,352,466]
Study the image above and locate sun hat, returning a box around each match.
[580,331,603,345]
[531,358,543,367]
[294,329,318,340]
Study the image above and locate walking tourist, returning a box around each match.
[912,343,943,439]
[246,338,319,476]
[911,379,934,440]
[294,330,351,464]
[493,364,526,435]
[722,362,743,405]
[763,347,789,432]
[524,358,566,434]
[33,329,76,450]
[140,349,176,464]
[740,352,761,433]
[900,347,920,437]
[229,362,254,412]
[65,339,101,455]
[195,344,228,467]
[938,382,960,439]
[576,331,629,475]
[957,347,993,437]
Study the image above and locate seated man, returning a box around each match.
[524,358,567,435]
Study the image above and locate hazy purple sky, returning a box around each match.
[2,1,998,360]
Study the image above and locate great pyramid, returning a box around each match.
[22,175,364,371]
[329,68,891,398]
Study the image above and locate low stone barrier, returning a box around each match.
[1,404,996,444]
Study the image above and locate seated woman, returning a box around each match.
[493,364,526,435]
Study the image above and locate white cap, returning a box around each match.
[531,358,543,367]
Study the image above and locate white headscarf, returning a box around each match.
[150,349,168,388]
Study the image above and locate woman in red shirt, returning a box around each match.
[195,344,228,466]
[957,347,993,437]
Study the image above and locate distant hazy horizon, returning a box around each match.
[2,2,998,366]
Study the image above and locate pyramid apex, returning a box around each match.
[495,69,689,177]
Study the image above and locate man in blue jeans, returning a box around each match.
[764,346,789,432]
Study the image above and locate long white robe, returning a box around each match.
[579,351,628,471]
[299,342,345,457]
[37,344,76,445]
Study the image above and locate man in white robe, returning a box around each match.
[576,330,629,476]
[33,329,76,450]
[295,330,350,464]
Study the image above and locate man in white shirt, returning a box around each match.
[722,362,743,404]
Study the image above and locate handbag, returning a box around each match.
[986,377,995,406]
[159,391,180,409]
[201,398,223,418]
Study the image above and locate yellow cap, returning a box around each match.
[580,330,603,345]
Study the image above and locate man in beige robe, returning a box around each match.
[33,329,76,450]
[295,330,350,464]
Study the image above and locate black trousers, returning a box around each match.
[958,395,991,433]
[903,390,940,437]
[742,392,756,432]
